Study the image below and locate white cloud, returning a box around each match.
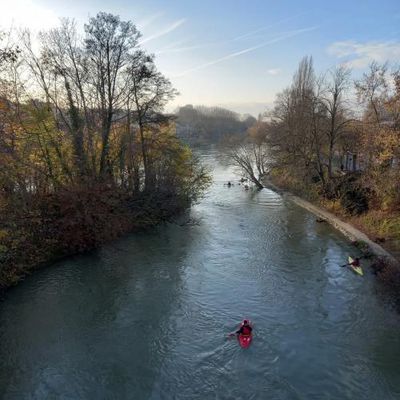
[327,40,400,69]
[0,0,60,31]
[267,68,281,75]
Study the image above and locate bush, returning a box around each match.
[333,173,371,215]
[320,179,340,200]
[340,187,370,215]
[0,185,189,291]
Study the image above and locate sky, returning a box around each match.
[1,0,399,116]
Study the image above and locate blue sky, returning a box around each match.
[2,0,400,115]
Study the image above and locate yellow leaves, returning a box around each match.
[357,211,400,238]
[0,98,9,111]
[358,121,399,166]
[374,127,399,163]
[0,229,8,241]
[0,229,9,254]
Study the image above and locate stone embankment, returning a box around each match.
[263,180,399,265]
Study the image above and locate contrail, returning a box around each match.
[137,12,164,30]
[173,26,318,77]
[156,43,214,55]
[233,11,311,41]
[155,11,310,55]
[139,18,186,45]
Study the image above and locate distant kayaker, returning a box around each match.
[350,257,360,267]
[236,320,252,336]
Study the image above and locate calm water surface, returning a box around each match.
[1,150,400,399]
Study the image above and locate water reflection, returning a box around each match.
[0,224,197,399]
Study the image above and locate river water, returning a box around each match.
[1,150,400,400]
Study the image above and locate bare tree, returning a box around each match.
[228,143,266,189]
[126,51,178,191]
[355,62,388,124]
[268,56,328,183]
[320,66,352,178]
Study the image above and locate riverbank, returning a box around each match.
[262,177,400,298]
[264,180,397,261]
[0,186,188,295]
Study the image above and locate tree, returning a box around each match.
[23,25,91,182]
[267,58,354,188]
[126,51,178,191]
[84,12,141,178]
[268,56,327,184]
[175,105,255,144]
[39,19,92,179]
[320,66,352,178]
[355,62,388,124]
[228,142,267,189]
[0,12,205,200]
[355,63,400,210]
[0,32,20,65]
[0,14,212,290]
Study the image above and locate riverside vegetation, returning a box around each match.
[0,13,211,291]
[230,56,400,295]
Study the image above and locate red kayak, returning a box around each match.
[237,320,253,348]
[238,334,252,348]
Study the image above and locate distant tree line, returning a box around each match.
[0,13,211,289]
[176,104,256,144]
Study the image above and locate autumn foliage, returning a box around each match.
[0,14,211,290]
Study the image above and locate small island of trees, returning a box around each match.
[0,13,211,290]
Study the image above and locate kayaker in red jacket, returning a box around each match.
[350,257,360,267]
[236,320,252,336]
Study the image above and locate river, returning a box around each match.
[1,149,400,399]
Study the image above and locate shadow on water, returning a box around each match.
[0,223,197,399]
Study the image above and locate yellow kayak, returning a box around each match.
[348,256,363,276]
